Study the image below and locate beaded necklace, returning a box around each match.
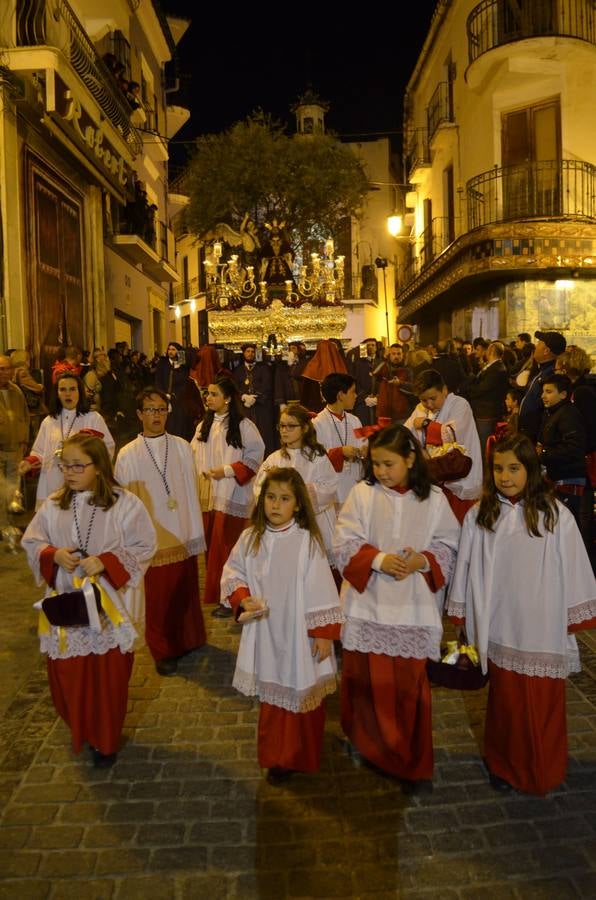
[326,408,348,446]
[72,492,97,556]
[142,434,178,510]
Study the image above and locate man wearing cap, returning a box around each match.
[232,343,275,455]
[518,330,567,443]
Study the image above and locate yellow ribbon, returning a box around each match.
[72,576,125,628]
[37,590,67,654]
[441,641,480,666]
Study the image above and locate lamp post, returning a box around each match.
[375,256,390,345]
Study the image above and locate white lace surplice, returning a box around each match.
[447,499,596,677]
[333,482,460,660]
[221,522,343,712]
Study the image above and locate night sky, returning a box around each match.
[163,1,438,172]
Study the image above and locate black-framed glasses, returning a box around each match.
[142,407,168,415]
[58,462,94,474]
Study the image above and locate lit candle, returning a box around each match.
[213,241,222,259]
[325,238,334,258]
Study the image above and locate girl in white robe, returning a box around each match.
[221,467,343,784]
[21,434,156,768]
[253,403,339,566]
[333,423,460,791]
[447,433,596,796]
[19,373,114,507]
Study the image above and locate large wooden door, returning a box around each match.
[26,153,85,385]
[501,99,561,219]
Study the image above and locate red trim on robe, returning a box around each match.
[569,614,596,633]
[448,616,466,626]
[441,487,476,525]
[228,585,251,621]
[420,551,444,592]
[327,447,345,472]
[24,454,42,469]
[47,648,134,755]
[40,546,58,586]
[98,552,130,590]
[258,701,326,772]
[425,421,443,446]
[202,509,248,604]
[343,543,379,593]
[308,622,341,640]
[341,649,433,780]
[230,461,255,486]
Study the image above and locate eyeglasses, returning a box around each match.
[142,407,168,415]
[278,423,300,430]
[58,462,94,473]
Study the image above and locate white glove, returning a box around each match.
[364,395,378,407]
[242,394,257,408]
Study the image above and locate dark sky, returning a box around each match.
[163,2,438,172]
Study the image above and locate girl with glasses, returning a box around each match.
[21,433,156,768]
[253,404,339,577]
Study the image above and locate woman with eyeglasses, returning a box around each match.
[18,373,115,508]
[21,433,156,768]
[253,404,339,577]
[191,376,265,618]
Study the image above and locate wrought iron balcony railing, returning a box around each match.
[427,82,454,143]
[14,0,141,155]
[467,0,596,64]
[466,159,596,229]
[405,127,430,179]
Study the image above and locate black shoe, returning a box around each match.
[488,770,514,793]
[266,767,295,785]
[211,604,233,619]
[400,778,434,796]
[155,657,178,676]
[91,747,117,769]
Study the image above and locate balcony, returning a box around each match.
[168,169,190,218]
[110,202,178,283]
[467,0,596,65]
[7,0,141,157]
[172,276,200,304]
[427,82,454,144]
[467,159,596,229]
[166,104,190,139]
[405,127,430,183]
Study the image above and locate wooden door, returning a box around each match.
[501,99,560,219]
[26,153,85,386]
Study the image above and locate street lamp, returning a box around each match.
[375,256,390,345]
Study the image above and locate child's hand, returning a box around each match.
[380,554,403,577]
[208,466,226,480]
[54,547,81,572]
[312,638,332,662]
[396,548,426,580]
[237,596,268,623]
[79,556,105,577]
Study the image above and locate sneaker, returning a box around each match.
[211,604,233,619]
[155,657,178,676]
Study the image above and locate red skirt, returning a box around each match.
[484,661,567,795]
[145,556,206,661]
[341,649,433,780]
[47,648,134,755]
[258,701,326,772]
[202,510,247,604]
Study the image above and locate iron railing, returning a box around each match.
[405,127,430,179]
[427,82,454,143]
[466,159,596,229]
[467,0,596,64]
[15,0,142,155]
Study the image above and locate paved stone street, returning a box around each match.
[1,524,596,899]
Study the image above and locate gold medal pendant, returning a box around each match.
[167,496,178,510]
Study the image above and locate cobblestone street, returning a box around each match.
[1,530,596,899]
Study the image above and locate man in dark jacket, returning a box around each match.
[518,330,566,442]
[232,343,275,454]
[466,340,510,452]
[537,372,587,527]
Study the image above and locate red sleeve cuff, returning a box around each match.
[98,552,131,590]
[40,546,58,586]
[425,421,443,446]
[308,623,341,640]
[569,615,596,633]
[420,551,445,593]
[448,616,466,626]
[343,543,379,593]
[229,585,251,621]
[231,462,256,486]
[327,447,344,472]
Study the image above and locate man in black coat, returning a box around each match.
[348,337,384,425]
[466,340,510,452]
[518,330,566,442]
[232,343,276,454]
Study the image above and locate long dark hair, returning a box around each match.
[364,423,431,500]
[248,467,325,556]
[477,433,558,535]
[49,373,89,418]
[55,434,120,510]
[196,376,245,448]
[278,404,326,461]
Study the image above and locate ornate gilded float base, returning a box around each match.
[207,299,347,349]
